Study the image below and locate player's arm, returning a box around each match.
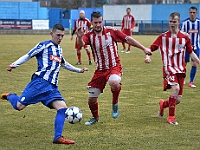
[144,36,161,63]
[71,21,77,40]
[61,57,88,73]
[126,36,152,55]
[7,43,44,71]
[7,54,31,71]
[76,27,86,47]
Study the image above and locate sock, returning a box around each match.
[7,94,19,110]
[54,108,67,140]
[190,66,197,82]
[77,51,81,62]
[88,101,99,119]
[163,100,169,108]
[122,42,126,49]
[168,96,176,116]
[111,85,121,105]
[127,44,131,51]
[86,50,91,61]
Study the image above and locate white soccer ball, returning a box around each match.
[65,106,82,124]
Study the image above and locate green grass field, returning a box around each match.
[0,34,200,150]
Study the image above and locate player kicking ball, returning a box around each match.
[145,12,200,125]
[77,12,152,125]
[1,24,88,144]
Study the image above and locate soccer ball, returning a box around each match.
[65,106,82,124]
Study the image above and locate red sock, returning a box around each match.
[122,42,126,49]
[128,44,131,51]
[163,100,169,108]
[77,52,81,62]
[168,96,176,116]
[86,51,91,61]
[111,85,121,104]
[88,101,99,118]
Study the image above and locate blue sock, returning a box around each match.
[7,94,19,110]
[190,66,197,82]
[54,108,67,140]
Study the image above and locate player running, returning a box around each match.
[146,12,200,125]
[181,6,200,88]
[76,12,152,125]
[121,7,135,53]
[71,10,92,65]
[1,24,88,144]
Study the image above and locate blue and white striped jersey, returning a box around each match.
[181,18,200,50]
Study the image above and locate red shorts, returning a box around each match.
[163,73,185,96]
[75,37,89,50]
[88,64,122,92]
[122,29,132,36]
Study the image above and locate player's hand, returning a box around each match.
[7,64,16,72]
[76,27,84,38]
[80,67,88,73]
[70,36,73,40]
[144,48,152,55]
[145,55,151,63]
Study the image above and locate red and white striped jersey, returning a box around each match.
[83,26,128,70]
[150,30,193,77]
[73,18,91,34]
[122,14,135,30]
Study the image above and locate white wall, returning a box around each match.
[103,5,152,21]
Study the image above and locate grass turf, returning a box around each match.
[0,34,200,150]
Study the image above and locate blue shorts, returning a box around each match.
[185,49,200,63]
[18,74,64,108]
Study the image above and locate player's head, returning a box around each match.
[169,12,180,33]
[126,8,131,14]
[91,12,103,33]
[79,10,85,20]
[50,24,65,45]
[189,6,197,21]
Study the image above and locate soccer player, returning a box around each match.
[0,24,88,144]
[181,6,200,88]
[71,10,92,65]
[121,7,135,53]
[76,12,152,125]
[146,12,200,125]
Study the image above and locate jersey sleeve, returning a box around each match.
[150,35,161,51]
[28,42,45,57]
[185,36,193,54]
[112,28,128,42]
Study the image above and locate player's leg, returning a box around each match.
[51,100,74,144]
[84,45,92,65]
[1,92,26,110]
[108,74,121,119]
[75,38,82,65]
[121,42,126,52]
[85,88,101,125]
[121,29,126,52]
[85,70,106,125]
[126,30,132,53]
[189,49,199,88]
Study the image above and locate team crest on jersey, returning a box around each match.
[50,55,61,63]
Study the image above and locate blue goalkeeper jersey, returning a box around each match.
[181,18,200,50]
[28,40,64,86]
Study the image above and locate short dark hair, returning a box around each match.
[190,6,197,11]
[126,7,131,11]
[170,12,180,20]
[91,12,102,21]
[52,24,64,32]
